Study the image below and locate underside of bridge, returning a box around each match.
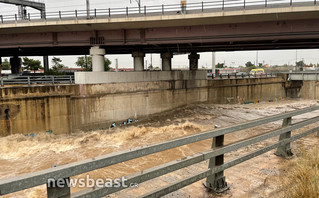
[1,17,319,56]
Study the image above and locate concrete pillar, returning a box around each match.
[10,56,22,75]
[43,56,49,73]
[188,52,200,71]
[212,52,216,76]
[161,52,173,71]
[0,57,2,77]
[132,51,145,71]
[90,46,106,72]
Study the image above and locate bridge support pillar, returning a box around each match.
[90,46,105,72]
[275,117,293,158]
[204,134,229,193]
[161,52,173,71]
[10,56,22,75]
[188,52,200,71]
[43,56,49,73]
[132,51,145,71]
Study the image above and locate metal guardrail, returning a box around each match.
[288,72,319,81]
[0,75,74,87]
[0,105,318,197]
[0,0,317,24]
[211,73,275,79]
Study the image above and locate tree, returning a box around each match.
[215,63,224,68]
[258,63,263,67]
[22,57,42,73]
[245,61,254,68]
[51,57,66,71]
[1,58,11,70]
[75,56,111,71]
[296,60,305,67]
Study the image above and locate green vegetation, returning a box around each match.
[1,58,11,70]
[215,63,225,68]
[75,56,111,71]
[22,57,42,73]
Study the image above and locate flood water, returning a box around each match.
[0,99,318,198]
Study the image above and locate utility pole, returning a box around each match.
[86,0,90,18]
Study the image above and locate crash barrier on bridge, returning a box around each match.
[0,75,74,87]
[0,105,319,197]
[211,73,275,79]
[0,0,317,23]
[288,72,319,81]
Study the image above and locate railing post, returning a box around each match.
[47,177,71,198]
[94,9,97,18]
[162,4,164,15]
[144,6,147,16]
[15,14,17,22]
[27,76,31,86]
[59,11,62,20]
[265,0,267,7]
[204,134,228,193]
[290,0,292,6]
[75,10,78,19]
[109,8,111,17]
[315,0,317,5]
[126,7,129,16]
[28,13,30,21]
[275,117,293,158]
[52,76,55,84]
[69,76,73,84]
[0,15,3,24]
[202,1,204,12]
[1,77,3,87]
[244,0,246,9]
[222,0,225,10]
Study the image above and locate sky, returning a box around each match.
[0,0,318,69]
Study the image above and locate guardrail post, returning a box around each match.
[94,9,97,18]
[1,77,3,87]
[59,11,62,20]
[75,10,78,19]
[0,15,3,24]
[162,5,164,15]
[109,8,111,17]
[222,0,225,10]
[204,134,228,193]
[52,76,55,84]
[126,7,129,16]
[144,6,147,16]
[202,2,204,12]
[47,177,71,198]
[69,76,73,84]
[27,76,31,86]
[15,14,17,22]
[275,117,293,158]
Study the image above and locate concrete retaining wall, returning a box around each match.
[0,77,286,136]
[75,71,207,84]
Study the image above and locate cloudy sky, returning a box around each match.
[0,0,318,69]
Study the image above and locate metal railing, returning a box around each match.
[0,75,74,87]
[210,73,275,79]
[0,105,318,197]
[0,0,317,24]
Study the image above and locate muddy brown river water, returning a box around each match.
[0,99,318,198]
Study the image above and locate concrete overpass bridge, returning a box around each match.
[1,0,319,75]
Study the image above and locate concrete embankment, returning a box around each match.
[0,73,286,136]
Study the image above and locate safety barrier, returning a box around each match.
[0,0,317,24]
[0,105,318,197]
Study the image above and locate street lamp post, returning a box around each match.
[130,0,141,13]
[86,0,90,18]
